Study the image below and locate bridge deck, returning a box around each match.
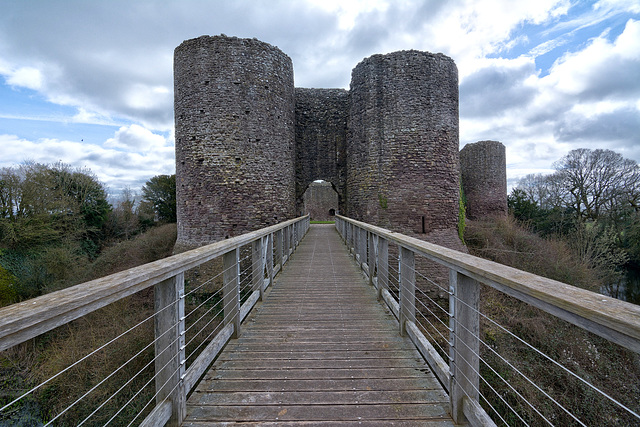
[183,224,454,426]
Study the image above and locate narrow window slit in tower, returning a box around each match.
[421,216,426,234]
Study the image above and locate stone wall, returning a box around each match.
[174,36,485,265]
[174,35,295,248]
[302,181,339,221]
[460,140,507,219]
[294,88,348,215]
[347,50,461,237]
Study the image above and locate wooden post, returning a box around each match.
[275,229,283,271]
[368,232,375,286]
[223,248,240,339]
[399,246,415,336]
[266,234,274,291]
[286,225,292,258]
[359,227,367,268]
[377,237,388,301]
[450,270,480,424]
[154,273,186,425]
[252,238,264,300]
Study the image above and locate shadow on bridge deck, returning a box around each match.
[183,224,454,426]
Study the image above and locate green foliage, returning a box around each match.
[141,174,176,223]
[0,163,111,258]
[508,188,539,223]
[511,148,640,277]
[83,224,177,281]
[0,263,18,305]
[378,193,388,209]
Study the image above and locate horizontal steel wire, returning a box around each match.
[184,287,224,323]
[50,304,190,426]
[45,258,250,425]
[453,287,640,420]
[411,260,451,293]
[183,263,228,298]
[184,291,226,338]
[185,298,236,362]
[414,313,451,360]
[452,355,528,427]
[414,293,450,330]
[0,292,180,413]
[453,311,586,426]
[114,307,237,426]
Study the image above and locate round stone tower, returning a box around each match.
[460,140,507,219]
[174,35,295,248]
[347,50,460,237]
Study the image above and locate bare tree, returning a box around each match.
[553,149,640,222]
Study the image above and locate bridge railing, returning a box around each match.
[335,215,640,426]
[0,215,310,426]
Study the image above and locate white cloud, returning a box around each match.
[543,19,640,99]
[0,0,638,193]
[0,130,174,195]
[5,66,44,90]
[104,124,168,152]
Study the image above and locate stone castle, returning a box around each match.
[174,35,506,251]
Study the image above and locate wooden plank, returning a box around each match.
[223,248,240,339]
[406,320,451,392]
[239,290,260,323]
[464,396,499,427]
[451,271,480,424]
[154,273,185,425]
[186,403,451,422]
[203,367,434,381]
[183,421,454,427]
[139,399,172,427]
[189,389,447,406]
[213,357,425,370]
[335,215,640,354]
[184,224,454,425]
[183,323,234,394]
[382,288,400,319]
[399,246,416,336]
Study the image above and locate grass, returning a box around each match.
[310,220,335,224]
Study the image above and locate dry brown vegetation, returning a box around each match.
[464,216,640,426]
[1,224,177,425]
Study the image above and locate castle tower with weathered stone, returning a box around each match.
[174,35,495,252]
[174,36,295,247]
[460,140,508,219]
[347,51,460,240]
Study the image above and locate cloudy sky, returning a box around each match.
[1,0,639,198]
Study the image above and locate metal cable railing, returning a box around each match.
[0,216,310,426]
[335,215,640,427]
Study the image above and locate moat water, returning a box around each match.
[601,267,640,305]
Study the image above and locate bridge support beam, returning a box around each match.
[377,237,388,301]
[399,246,415,336]
[252,238,265,300]
[223,248,241,339]
[154,273,186,426]
[450,270,480,424]
[276,229,283,271]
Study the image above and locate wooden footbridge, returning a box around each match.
[1,215,639,426]
[183,224,452,425]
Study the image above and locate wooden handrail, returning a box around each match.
[0,215,309,353]
[335,215,640,354]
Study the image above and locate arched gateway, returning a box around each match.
[174,35,487,256]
